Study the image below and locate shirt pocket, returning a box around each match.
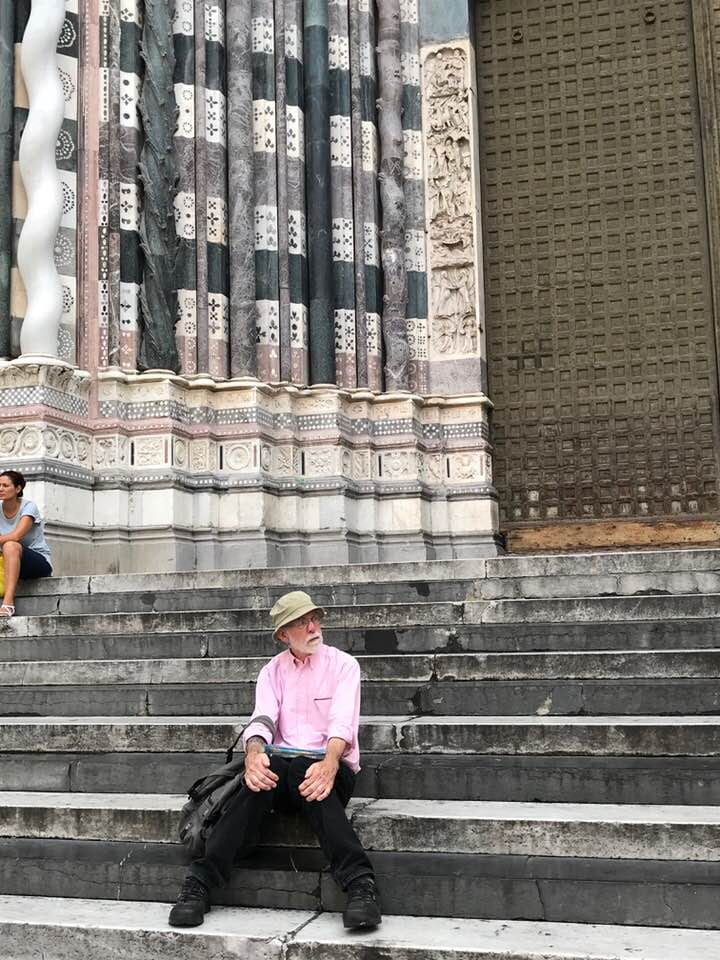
[311,695,333,731]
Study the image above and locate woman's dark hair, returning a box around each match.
[0,470,26,498]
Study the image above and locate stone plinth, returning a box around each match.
[0,363,501,573]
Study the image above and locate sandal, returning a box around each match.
[0,604,15,618]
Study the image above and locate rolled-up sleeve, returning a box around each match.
[242,663,280,746]
[327,655,361,745]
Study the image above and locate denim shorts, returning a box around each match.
[19,547,52,579]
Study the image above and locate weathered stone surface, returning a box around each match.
[4,897,718,960]
[291,910,720,960]
[398,716,720,756]
[4,793,720,863]
[0,717,404,753]
[5,549,720,938]
[0,897,301,959]
[467,594,720,625]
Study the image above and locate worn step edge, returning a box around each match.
[14,547,720,599]
[8,594,720,639]
[2,793,720,861]
[3,649,720,685]
[0,715,719,756]
[2,896,718,960]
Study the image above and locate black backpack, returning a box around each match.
[178,715,276,858]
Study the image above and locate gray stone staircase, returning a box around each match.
[2,549,720,957]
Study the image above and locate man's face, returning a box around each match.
[279,610,324,660]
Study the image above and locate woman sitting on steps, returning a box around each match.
[0,470,53,619]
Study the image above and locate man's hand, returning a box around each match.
[298,756,339,802]
[244,746,279,792]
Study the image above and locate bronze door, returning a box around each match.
[476,0,720,526]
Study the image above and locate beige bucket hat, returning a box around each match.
[270,590,325,640]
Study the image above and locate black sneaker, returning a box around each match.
[343,876,382,929]
[168,875,211,927]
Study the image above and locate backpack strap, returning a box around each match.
[225,713,276,764]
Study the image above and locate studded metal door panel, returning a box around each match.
[476,0,720,524]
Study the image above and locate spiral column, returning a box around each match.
[17,0,66,360]
[0,1,14,358]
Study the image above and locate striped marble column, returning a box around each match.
[304,0,335,384]
[0,1,14,357]
[285,0,309,384]
[400,0,429,394]
[173,0,199,374]
[253,0,280,382]
[17,0,66,359]
[352,0,382,390]
[118,0,143,369]
[205,0,230,379]
[329,0,357,387]
[274,0,291,379]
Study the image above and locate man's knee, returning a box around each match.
[287,755,314,788]
[1,541,21,558]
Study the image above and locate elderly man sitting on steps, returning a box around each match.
[169,590,382,930]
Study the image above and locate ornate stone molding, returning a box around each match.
[2,368,500,568]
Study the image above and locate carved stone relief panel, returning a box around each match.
[422,41,484,366]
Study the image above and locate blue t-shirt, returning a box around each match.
[0,500,52,566]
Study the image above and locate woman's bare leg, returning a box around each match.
[2,540,22,607]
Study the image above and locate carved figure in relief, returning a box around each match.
[426,50,469,140]
[433,267,477,354]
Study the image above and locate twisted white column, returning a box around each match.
[17,0,66,360]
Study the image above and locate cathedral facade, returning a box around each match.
[2,0,719,572]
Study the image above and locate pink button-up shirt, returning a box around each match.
[242,643,362,772]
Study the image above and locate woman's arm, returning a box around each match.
[0,515,33,545]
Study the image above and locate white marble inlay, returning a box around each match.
[288,209,306,257]
[174,192,196,240]
[251,16,274,55]
[286,105,304,160]
[205,90,226,146]
[119,181,140,232]
[177,289,197,337]
[361,121,377,173]
[174,83,195,139]
[254,205,279,251]
[253,99,276,153]
[332,217,354,263]
[330,114,352,168]
[119,282,140,329]
[119,72,141,130]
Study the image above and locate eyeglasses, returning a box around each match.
[290,612,323,630]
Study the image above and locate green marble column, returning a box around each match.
[0,2,14,358]
[304,0,335,384]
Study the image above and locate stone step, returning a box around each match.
[0,715,718,756]
[16,577,477,617]
[7,594,720,643]
[4,649,719,683]
[4,750,719,806]
[2,679,719,719]
[0,819,718,927]
[2,620,720,662]
[14,548,720,616]
[3,896,718,959]
[3,792,720,862]
[1,650,718,717]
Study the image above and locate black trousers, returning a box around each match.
[189,754,374,891]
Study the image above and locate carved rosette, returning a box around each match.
[422,43,481,362]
